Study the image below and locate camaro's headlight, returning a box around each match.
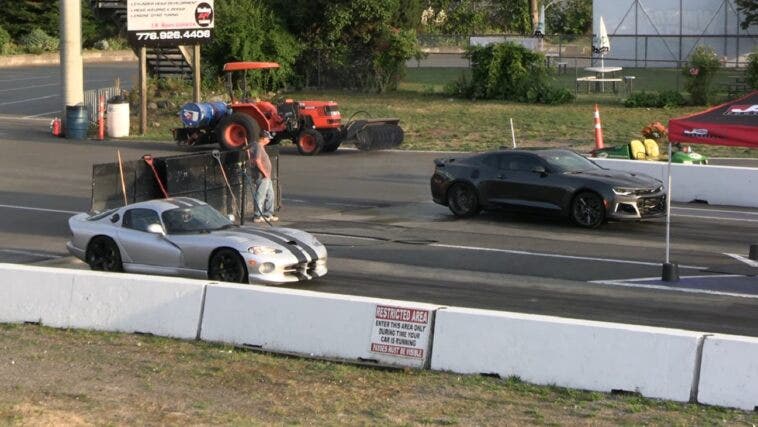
[612,187,634,196]
[248,246,279,255]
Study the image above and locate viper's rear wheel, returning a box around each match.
[86,236,123,272]
[208,249,248,283]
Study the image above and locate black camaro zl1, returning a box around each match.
[430,149,666,228]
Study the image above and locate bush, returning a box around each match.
[455,42,573,104]
[747,49,758,90]
[683,45,721,105]
[624,90,686,108]
[19,28,59,54]
[0,25,10,55]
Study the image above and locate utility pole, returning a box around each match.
[59,0,84,123]
[530,0,539,33]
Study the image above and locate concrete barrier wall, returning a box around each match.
[0,264,205,339]
[593,158,758,208]
[430,307,703,402]
[698,334,758,410]
[200,283,439,368]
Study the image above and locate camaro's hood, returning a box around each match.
[568,169,661,188]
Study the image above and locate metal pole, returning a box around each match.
[59,0,84,122]
[139,46,147,135]
[666,141,672,264]
[193,44,201,102]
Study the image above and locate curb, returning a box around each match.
[0,50,137,68]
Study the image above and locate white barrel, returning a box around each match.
[106,102,130,138]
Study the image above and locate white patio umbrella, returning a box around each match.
[596,16,611,69]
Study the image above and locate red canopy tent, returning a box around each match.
[668,91,758,148]
[660,91,757,281]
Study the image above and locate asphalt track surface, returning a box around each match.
[0,63,136,118]
[0,64,756,336]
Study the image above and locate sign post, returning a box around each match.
[127,1,215,134]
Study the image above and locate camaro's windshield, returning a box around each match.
[162,205,232,234]
[538,150,602,173]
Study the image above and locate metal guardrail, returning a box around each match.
[83,87,122,123]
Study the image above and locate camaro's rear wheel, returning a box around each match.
[208,249,248,283]
[86,236,123,272]
[447,183,480,218]
[571,191,605,228]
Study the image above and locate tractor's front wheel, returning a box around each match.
[296,129,324,156]
[216,113,261,151]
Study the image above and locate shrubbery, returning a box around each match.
[683,45,721,105]
[624,90,686,108]
[449,42,573,104]
[746,49,758,90]
[0,25,10,55]
[19,28,59,54]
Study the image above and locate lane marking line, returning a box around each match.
[0,249,61,258]
[430,243,707,270]
[311,232,383,242]
[0,94,59,106]
[591,277,758,299]
[24,110,60,118]
[0,83,60,93]
[0,76,53,83]
[724,253,758,268]
[0,203,79,214]
[675,206,758,216]
[674,213,758,223]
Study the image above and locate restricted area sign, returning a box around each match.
[370,305,432,359]
[127,0,214,46]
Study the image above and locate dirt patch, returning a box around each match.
[1,324,756,425]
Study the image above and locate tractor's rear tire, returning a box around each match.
[296,129,324,156]
[216,113,261,151]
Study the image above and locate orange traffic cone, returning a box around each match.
[593,104,604,149]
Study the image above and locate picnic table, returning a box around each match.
[576,66,624,93]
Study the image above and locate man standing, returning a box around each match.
[247,130,277,223]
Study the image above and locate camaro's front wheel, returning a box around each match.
[447,183,481,218]
[86,236,123,272]
[570,191,605,229]
[208,249,248,283]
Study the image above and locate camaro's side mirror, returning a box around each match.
[532,165,547,176]
[146,223,166,236]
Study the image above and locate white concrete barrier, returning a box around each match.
[593,158,758,208]
[201,283,439,368]
[431,307,703,402]
[0,264,205,339]
[698,334,758,410]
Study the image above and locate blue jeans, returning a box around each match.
[246,175,274,218]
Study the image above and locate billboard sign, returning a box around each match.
[127,0,214,46]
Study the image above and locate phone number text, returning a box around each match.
[134,30,212,41]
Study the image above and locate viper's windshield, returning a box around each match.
[162,205,232,234]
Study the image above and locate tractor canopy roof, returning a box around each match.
[223,62,280,72]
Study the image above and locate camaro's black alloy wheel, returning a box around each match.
[209,249,248,283]
[447,183,480,218]
[86,237,123,272]
[571,192,605,228]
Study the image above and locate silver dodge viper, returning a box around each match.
[66,197,327,284]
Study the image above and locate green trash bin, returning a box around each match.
[592,144,631,159]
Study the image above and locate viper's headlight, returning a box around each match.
[248,246,279,255]
[655,185,664,192]
[612,187,634,196]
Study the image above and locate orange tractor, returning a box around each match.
[173,61,404,155]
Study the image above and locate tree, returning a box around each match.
[273,0,422,92]
[203,0,301,90]
[545,0,592,35]
[0,1,58,39]
[736,0,758,29]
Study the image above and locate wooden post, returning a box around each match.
[139,46,147,135]
[193,44,201,102]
